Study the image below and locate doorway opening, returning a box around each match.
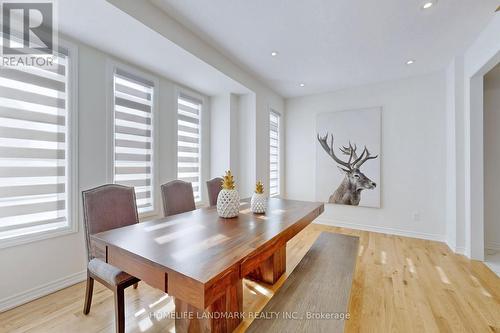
[484,62,500,276]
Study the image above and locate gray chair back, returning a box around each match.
[161,180,196,216]
[82,184,138,261]
[206,177,222,206]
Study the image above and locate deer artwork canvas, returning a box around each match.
[315,108,381,208]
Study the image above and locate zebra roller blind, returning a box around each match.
[177,93,202,202]
[269,110,280,196]
[0,48,72,240]
[113,68,155,214]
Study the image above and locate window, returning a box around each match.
[0,45,77,245]
[269,110,280,196]
[112,68,155,214]
[177,93,202,202]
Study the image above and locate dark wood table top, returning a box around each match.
[91,198,324,286]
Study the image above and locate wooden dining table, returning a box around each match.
[90,197,324,333]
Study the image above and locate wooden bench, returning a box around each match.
[247,232,359,333]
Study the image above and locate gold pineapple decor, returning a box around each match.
[255,181,264,194]
[251,180,267,214]
[221,170,236,190]
[216,170,239,218]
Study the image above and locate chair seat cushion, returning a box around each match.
[88,258,133,286]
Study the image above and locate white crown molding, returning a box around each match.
[0,270,86,313]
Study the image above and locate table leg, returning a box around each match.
[246,244,286,285]
[174,278,243,333]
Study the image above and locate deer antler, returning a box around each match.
[317,133,378,171]
[317,133,354,171]
[340,142,359,160]
[354,147,378,168]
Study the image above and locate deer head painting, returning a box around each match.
[315,108,381,207]
[317,133,378,205]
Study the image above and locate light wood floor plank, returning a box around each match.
[0,223,499,333]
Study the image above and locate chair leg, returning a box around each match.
[83,275,94,315]
[133,282,138,289]
[114,286,125,333]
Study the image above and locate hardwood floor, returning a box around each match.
[1,223,499,333]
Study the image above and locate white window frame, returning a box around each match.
[269,108,282,197]
[106,60,159,219]
[175,86,208,205]
[0,39,79,249]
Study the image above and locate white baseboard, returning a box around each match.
[485,241,500,251]
[314,217,446,242]
[0,270,87,313]
[484,262,500,278]
[445,240,466,255]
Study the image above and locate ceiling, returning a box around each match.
[57,0,250,96]
[151,0,498,97]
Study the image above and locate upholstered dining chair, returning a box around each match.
[206,177,223,206]
[82,184,140,333]
[161,180,196,216]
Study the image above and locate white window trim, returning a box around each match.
[174,86,209,206]
[0,39,79,249]
[106,59,160,219]
[269,107,283,197]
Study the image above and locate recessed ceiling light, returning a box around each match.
[406,60,415,65]
[422,1,436,9]
[299,83,305,87]
[271,51,278,57]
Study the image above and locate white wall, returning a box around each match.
[445,60,457,251]
[229,94,240,183]
[445,56,466,253]
[286,73,447,240]
[210,93,244,184]
[210,94,231,177]
[238,93,257,197]
[484,64,500,251]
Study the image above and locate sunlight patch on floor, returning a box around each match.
[138,316,153,332]
[148,295,169,309]
[470,275,492,298]
[406,257,417,276]
[154,298,175,315]
[135,308,146,317]
[358,245,364,257]
[380,250,387,264]
[435,266,450,284]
